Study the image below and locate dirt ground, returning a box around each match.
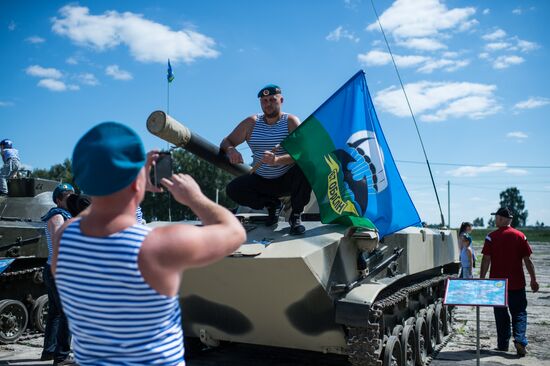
[1,242,548,366]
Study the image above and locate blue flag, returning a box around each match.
[282,70,421,238]
[167,59,174,83]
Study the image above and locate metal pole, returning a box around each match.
[448,180,450,228]
[216,188,219,204]
[476,306,480,366]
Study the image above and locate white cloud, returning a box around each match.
[358,50,428,67]
[26,36,46,44]
[344,0,361,9]
[482,29,506,41]
[442,51,458,58]
[37,79,79,92]
[8,21,16,31]
[78,73,99,86]
[51,5,219,64]
[485,42,511,51]
[358,50,468,73]
[105,65,133,80]
[493,55,524,69]
[516,39,539,52]
[374,81,500,122]
[506,131,528,140]
[417,58,469,73]
[513,97,550,110]
[26,65,63,79]
[326,26,360,43]
[512,8,522,15]
[446,163,527,177]
[366,0,477,51]
[482,9,490,15]
[0,101,14,107]
[397,37,446,51]
[478,52,489,59]
[66,57,78,65]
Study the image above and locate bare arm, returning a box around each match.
[466,248,473,276]
[139,174,246,296]
[480,255,491,278]
[523,256,539,292]
[221,116,255,164]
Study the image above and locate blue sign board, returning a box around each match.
[444,278,507,307]
[0,258,15,274]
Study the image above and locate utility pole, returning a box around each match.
[448,180,451,228]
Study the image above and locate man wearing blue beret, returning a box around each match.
[51,122,246,365]
[220,84,312,235]
[40,183,74,364]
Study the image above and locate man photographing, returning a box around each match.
[52,122,246,365]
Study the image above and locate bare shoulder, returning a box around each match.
[286,114,301,132]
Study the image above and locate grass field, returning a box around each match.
[468,227,550,243]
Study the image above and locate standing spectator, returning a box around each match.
[459,233,473,278]
[40,183,74,364]
[458,221,476,267]
[480,207,539,356]
[52,122,246,365]
[0,139,21,195]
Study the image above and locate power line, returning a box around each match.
[370,0,446,227]
[396,160,550,169]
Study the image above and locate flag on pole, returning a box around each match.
[167,59,175,83]
[281,70,421,238]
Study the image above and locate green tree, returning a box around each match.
[33,158,75,186]
[498,187,528,227]
[487,217,495,227]
[472,217,484,227]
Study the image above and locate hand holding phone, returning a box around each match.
[151,151,173,188]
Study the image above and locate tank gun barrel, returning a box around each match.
[146,111,251,177]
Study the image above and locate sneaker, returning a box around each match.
[265,201,281,226]
[54,355,77,366]
[514,342,527,357]
[289,213,306,235]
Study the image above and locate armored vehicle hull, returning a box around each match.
[146,111,460,365]
[0,177,57,343]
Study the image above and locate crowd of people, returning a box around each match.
[5,83,540,364]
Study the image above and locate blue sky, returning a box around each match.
[1,0,549,227]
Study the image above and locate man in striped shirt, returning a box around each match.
[221,84,312,235]
[52,122,246,365]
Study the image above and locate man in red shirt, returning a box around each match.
[480,207,539,357]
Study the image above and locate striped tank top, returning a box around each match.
[43,208,71,265]
[55,219,185,365]
[248,113,293,179]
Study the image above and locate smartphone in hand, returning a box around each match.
[152,151,173,187]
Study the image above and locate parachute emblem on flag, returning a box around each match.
[330,130,388,216]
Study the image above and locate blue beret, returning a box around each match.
[257,84,281,98]
[52,183,74,203]
[72,122,146,196]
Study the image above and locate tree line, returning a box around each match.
[33,150,236,223]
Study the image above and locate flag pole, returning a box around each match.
[166,60,172,222]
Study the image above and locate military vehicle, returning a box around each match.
[147,110,460,366]
[0,174,57,343]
